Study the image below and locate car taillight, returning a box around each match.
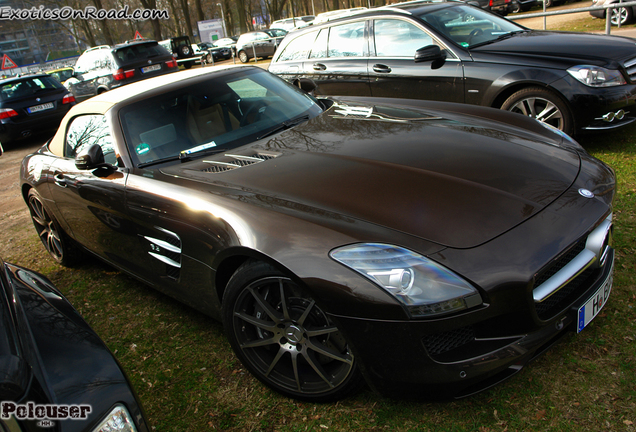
[0,108,18,119]
[113,68,135,80]
[62,94,75,104]
[166,58,178,68]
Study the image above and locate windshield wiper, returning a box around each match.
[257,115,310,140]
[470,30,527,48]
[137,148,225,168]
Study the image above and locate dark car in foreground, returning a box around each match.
[269,0,636,136]
[20,66,615,402]
[0,74,75,144]
[67,40,178,102]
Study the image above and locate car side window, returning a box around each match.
[309,28,329,59]
[65,114,118,166]
[328,21,366,58]
[277,31,319,61]
[373,19,434,57]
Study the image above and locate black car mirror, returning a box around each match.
[292,78,317,94]
[414,45,446,63]
[0,355,30,400]
[75,144,108,170]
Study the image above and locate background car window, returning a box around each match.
[327,21,366,57]
[114,43,169,66]
[0,76,61,101]
[65,114,117,165]
[309,28,329,59]
[374,20,434,57]
[277,31,319,61]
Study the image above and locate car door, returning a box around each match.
[302,21,371,97]
[368,18,464,103]
[48,114,135,267]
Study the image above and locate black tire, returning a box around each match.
[511,1,522,13]
[238,50,249,63]
[27,189,81,266]
[183,62,192,70]
[543,0,553,7]
[222,260,363,402]
[610,6,633,25]
[206,53,213,64]
[500,87,573,135]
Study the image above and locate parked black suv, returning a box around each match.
[269,0,636,136]
[67,40,178,102]
[159,36,203,69]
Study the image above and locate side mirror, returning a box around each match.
[292,78,317,94]
[75,144,106,170]
[414,45,446,63]
[0,355,30,400]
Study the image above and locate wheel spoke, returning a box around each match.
[305,325,339,338]
[247,285,283,324]
[301,350,335,388]
[265,347,286,377]
[240,335,279,349]
[536,103,560,122]
[233,311,277,332]
[305,339,354,365]
[291,351,302,391]
[279,279,291,321]
[296,299,316,326]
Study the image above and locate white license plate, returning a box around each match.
[27,102,54,113]
[577,264,613,333]
[141,64,161,73]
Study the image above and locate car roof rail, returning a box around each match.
[84,45,111,52]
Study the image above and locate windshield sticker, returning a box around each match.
[181,141,217,156]
[136,143,150,155]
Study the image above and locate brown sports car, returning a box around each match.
[20,66,615,402]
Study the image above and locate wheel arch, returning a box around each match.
[213,247,306,306]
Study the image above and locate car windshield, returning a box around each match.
[0,76,62,101]
[416,5,525,48]
[120,68,322,167]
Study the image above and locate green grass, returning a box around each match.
[3,128,636,431]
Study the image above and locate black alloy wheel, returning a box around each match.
[238,50,249,63]
[610,6,633,25]
[222,260,363,401]
[27,189,80,266]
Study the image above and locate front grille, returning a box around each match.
[624,56,636,82]
[535,268,596,320]
[533,215,613,321]
[534,239,586,288]
[422,326,475,357]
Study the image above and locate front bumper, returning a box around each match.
[552,74,636,132]
[333,250,614,399]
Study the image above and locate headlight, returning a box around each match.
[92,405,137,432]
[567,65,626,87]
[330,243,482,318]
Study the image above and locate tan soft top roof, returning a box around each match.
[48,65,253,157]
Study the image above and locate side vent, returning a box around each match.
[145,227,182,280]
[201,153,278,173]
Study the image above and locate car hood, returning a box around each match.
[472,31,636,65]
[163,99,581,249]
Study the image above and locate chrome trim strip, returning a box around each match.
[148,252,181,268]
[144,236,181,253]
[584,117,636,130]
[533,250,596,302]
[534,215,612,302]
